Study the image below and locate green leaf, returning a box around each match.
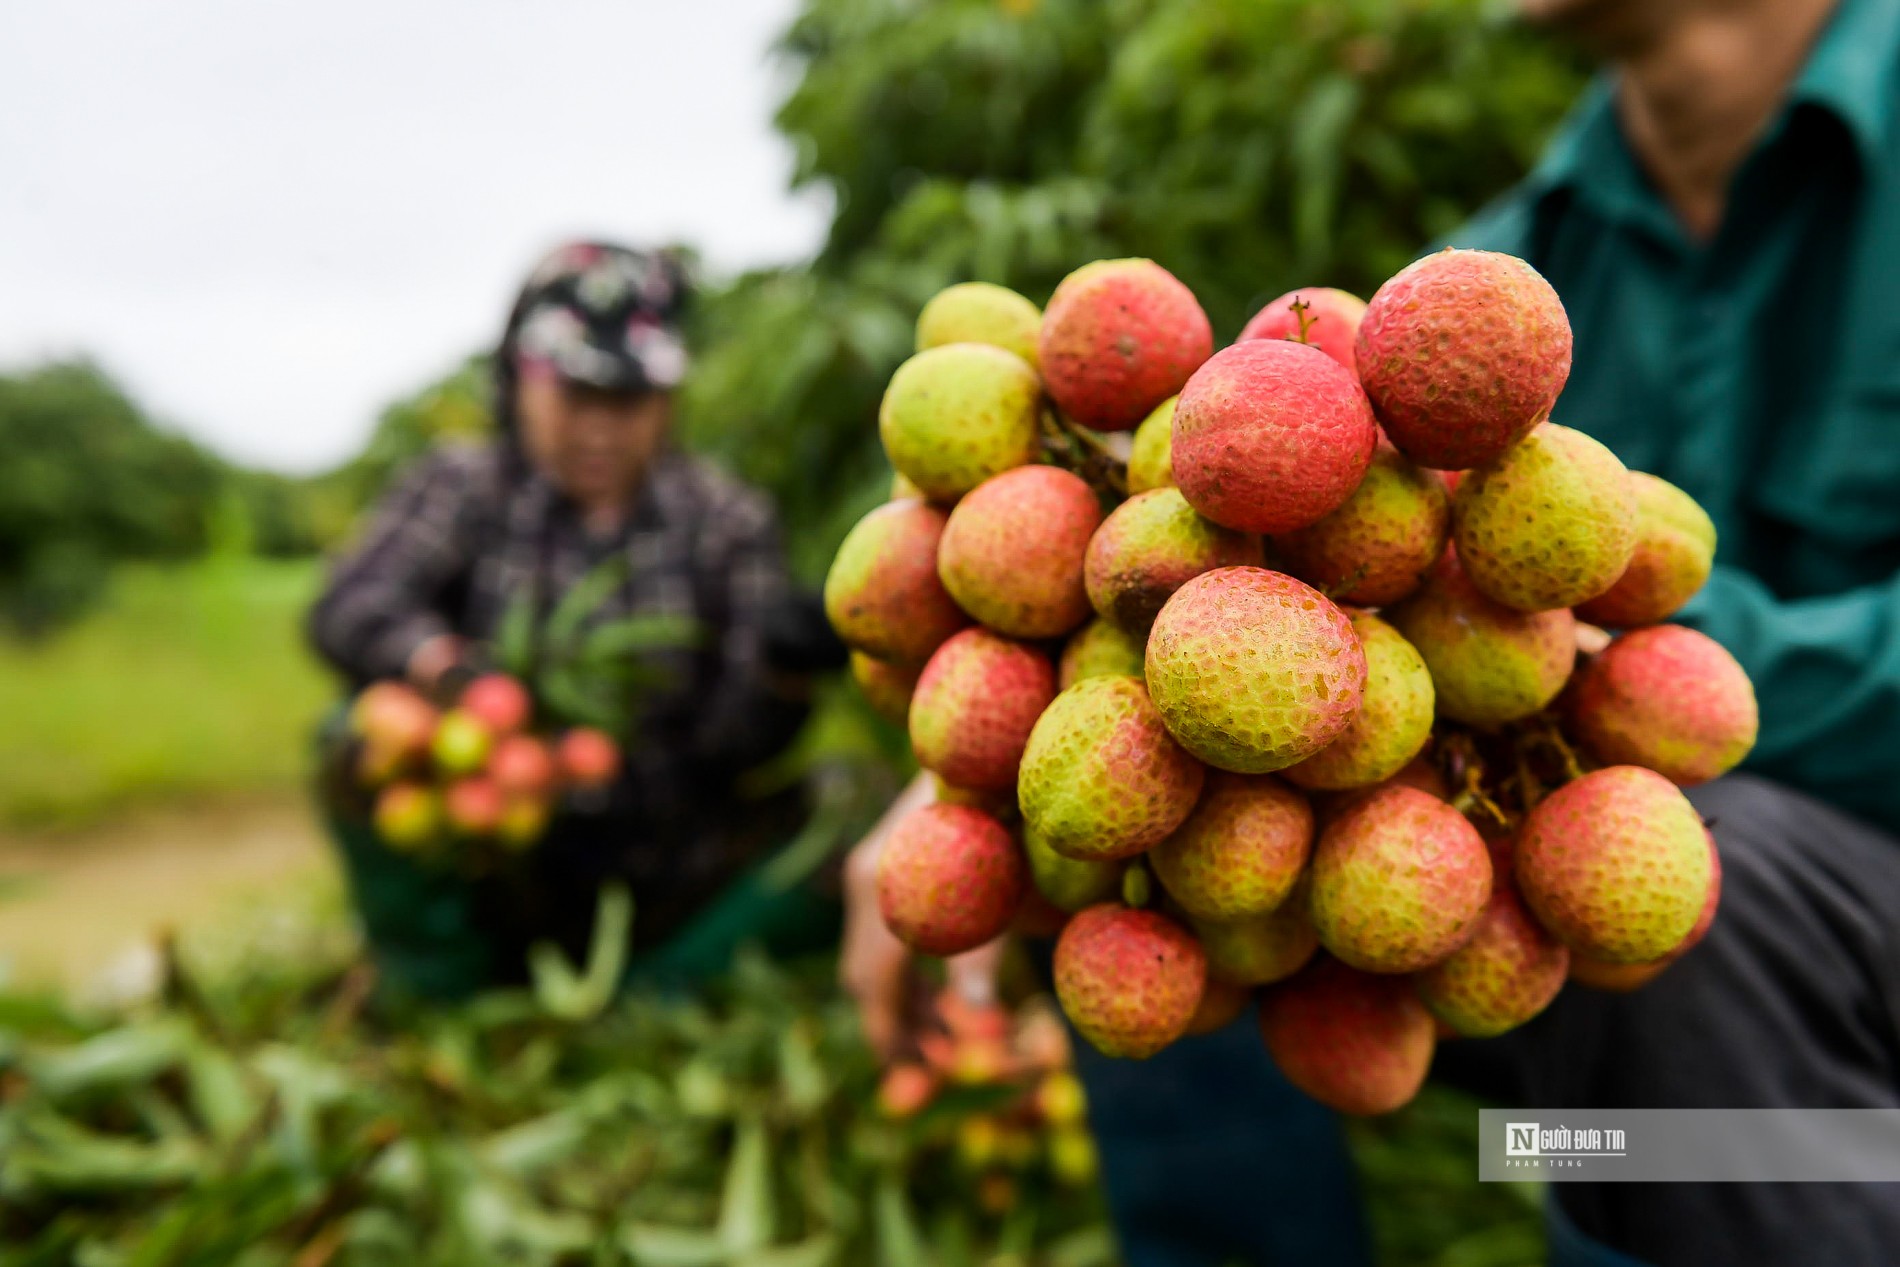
[718,1116,774,1255]
[622,1225,728,1267]
[872,1174,929,1267]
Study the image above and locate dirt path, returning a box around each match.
[0,796,338,993]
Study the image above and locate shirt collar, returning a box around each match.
[1522,0,1899,229]
[1789,0,1900,166]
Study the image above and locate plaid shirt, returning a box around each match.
[309,443,814,947]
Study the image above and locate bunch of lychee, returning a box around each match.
[876,990,1100,1205]
[347,673,622,860]
[827,255,1756,1115]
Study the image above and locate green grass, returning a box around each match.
[0,557,335,829]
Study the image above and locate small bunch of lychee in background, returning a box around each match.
[874,989,1098,1214]
[825,248,1758,1116]
[348,673,622,860]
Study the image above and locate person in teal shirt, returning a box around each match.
[1428,1,1900,1264]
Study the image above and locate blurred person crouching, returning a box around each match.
[309,242,846,999]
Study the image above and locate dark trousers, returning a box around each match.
[1438,774,1900,1267]
[1068,999,1374,1267]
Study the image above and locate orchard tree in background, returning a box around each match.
[679,0,1586,579]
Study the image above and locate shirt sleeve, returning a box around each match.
[307,450,485,684]
[688,480,812,772]
[1677,564,1900,832]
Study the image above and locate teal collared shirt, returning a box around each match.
[1451,0,1900,835]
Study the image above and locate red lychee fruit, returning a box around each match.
[1145,567,1367,773]
[1083,487,1262,634]
[1356,249,1572,470]
[1570,832,1721,990]
[1272,437,1450,606]
[1184,974,1253,1036]
[825,499,970,665]
[937,466,1103,639]
[1516,766,1713,964]
[444,776,506,837]
[1238,286,1368,379]
[909,628,1055,793]
[877,1062,939,1118]
[1172,340,1378,535]
[1415,882,1570,1037]
[1310,786,1492,973]
[1387,549,1576,728]
[1054,905,1207,1058]
[1283,611,1434,792]
[488,733,556,799]
[351,681,439,760]
[1574,473,1717,628]
[1567,625,1758,786]
[459,674,532,736]
[556,727,620,789]
[1149,773,1313,922]
[875,803,1026,956]
[1259,957,1435,1115]
[1037,259,1214,432]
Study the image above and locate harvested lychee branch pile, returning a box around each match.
[347,672,622,861]
[826,254,1757,1115]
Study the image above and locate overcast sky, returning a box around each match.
[0,0,828,473]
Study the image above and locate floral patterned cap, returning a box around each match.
[509,242,691,393]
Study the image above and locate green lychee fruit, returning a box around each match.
[1271,438,1449,606]
[1054,905,1207,1058]
[938,466,1102,638]
[1058,618,1145,689]
[825,499,970,665]
[1184,974,1253,1036]
[1310,786,1491,973]
[1568,625,1758,786]
[1018,675,1205,861]
[1149,773,1312,922]
[1387,550,1576,728]
[1453,423,1639,612]
[431,709,494,776]
[1193,894,1320,986]
[1415,883,1570,1037]
[1356,248,1572,470]
[374,781,442,851]
[1258,957,1435,1115]
[1238,287,1368,380]
[1126,396,1177,493]
[1575,473,1716,628]
[1037,259,1213,432]
[916,282,1042,369]
[879,343,1042,500]
[1083,488,1262,634]
[889,469,926,501]
[1516,765,1712,964]
[849,651,920,725]
[1024,821,1125,913]
[1284,612,1434,791]
[1172,340,1378,535]
[1570,832,1720,990]
[1145,567,1367,773]
[876,803,1026,956]
[909,628,1055,792]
